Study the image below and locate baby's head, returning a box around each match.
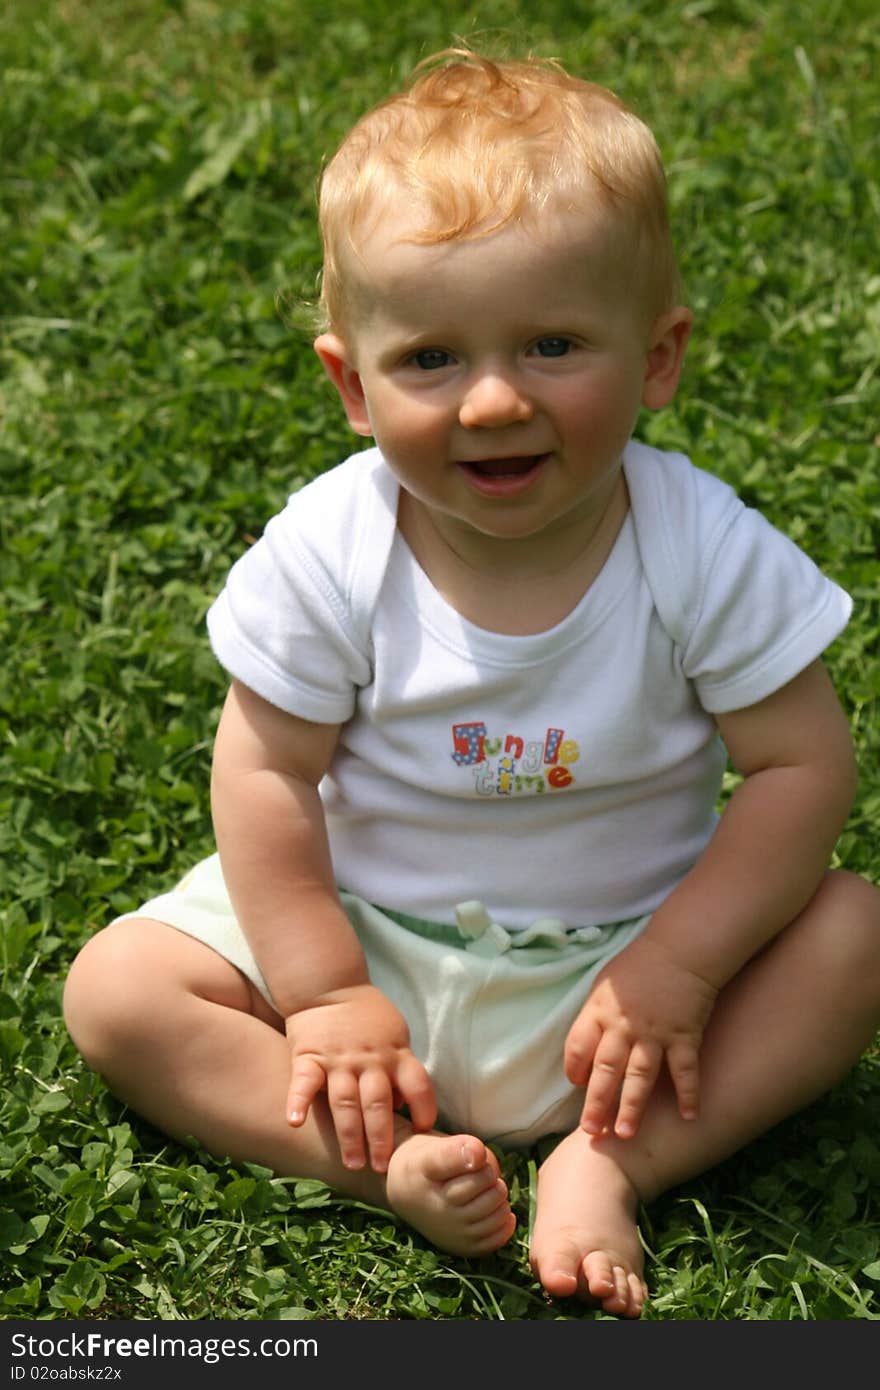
[316,49,681,336]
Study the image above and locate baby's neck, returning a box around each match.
[397,477,629,636]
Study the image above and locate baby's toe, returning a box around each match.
[581,1249,617,1301]
[420,1134,490,1185]
[530,1239,583,1299]
[469,1206,517,1253]
[584,1255,644,1319]
[443,1168,507,1207]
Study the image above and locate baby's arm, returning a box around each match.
[566,658,858,1138]
[210,680,436,1171]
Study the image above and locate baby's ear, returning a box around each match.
[641,308,693,411]
[314,333,373,436]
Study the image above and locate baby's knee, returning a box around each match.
[63,920,165,1070]
[824,869,880,934]
[811,870,880,993]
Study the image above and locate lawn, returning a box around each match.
[2,0,879,1321]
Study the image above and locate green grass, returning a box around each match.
[2,0,879,1321]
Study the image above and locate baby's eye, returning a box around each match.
[411,348,453,370]
[532,337,572,358]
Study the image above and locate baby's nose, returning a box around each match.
[459,372,534,429]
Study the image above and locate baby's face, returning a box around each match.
[318,203,686,567]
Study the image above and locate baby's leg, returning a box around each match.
[530,870,880,1316]
[63,919,515,1257]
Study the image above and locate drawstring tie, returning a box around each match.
[453,900,604,957]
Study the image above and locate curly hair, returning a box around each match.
[316,49,681,332]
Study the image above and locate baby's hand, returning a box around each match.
[285,983,436,1173]
[564,936,718,1139]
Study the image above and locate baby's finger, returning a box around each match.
[327,1069,367,1170]
[666,1039,700,1122]
[563,1016,602,1087]
[394,1053,438,1132]
[358,1068,395,1172]
[287,1055,327,1126]
[612,1042,662,1138]
[579,1033,629,1135]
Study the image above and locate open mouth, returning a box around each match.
[461,454,546,479]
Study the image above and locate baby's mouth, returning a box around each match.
[461,454,546,478]
[457,453,550,498]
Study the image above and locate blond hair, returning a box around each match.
[315,49,681,332]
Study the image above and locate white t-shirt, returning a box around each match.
[207,441,851,930]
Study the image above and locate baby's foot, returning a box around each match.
[385,1132,516,1256]
[529,1128,647,1318]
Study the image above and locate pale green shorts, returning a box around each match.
[115,853,651,1148]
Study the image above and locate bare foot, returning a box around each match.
[385,1132,516,1256]
[529,1128,647,1318]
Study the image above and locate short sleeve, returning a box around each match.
[681,505,852,713]
[206,449,398,722]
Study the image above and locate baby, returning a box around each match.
[64,50,880,1318]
